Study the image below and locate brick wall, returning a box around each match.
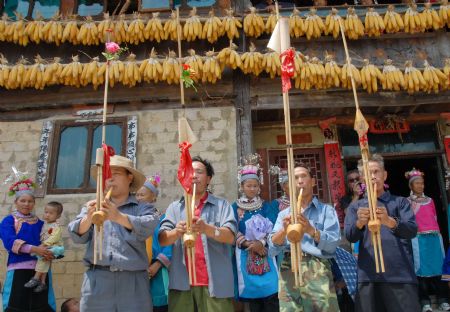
[0,107,238,310]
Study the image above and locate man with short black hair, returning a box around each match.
[269,161,341,311]
[159,156,237,312]
[344,154,420,312]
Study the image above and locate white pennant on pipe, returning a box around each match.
[267,17,291,54]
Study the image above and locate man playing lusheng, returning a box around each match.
[68,155,159,311]
[344,154,420,312]
[158,156,237,312]
[269,162,341,311]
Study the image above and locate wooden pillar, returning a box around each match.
[234,69,253,161]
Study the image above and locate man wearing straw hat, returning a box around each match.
[68,155,159,312]
[158,156,237,312]
[344,154,420,312]
[269,161,341,311]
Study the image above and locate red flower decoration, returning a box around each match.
[48,228,53,235]
[183,64,190,70]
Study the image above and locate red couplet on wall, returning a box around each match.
[324,142,346,206]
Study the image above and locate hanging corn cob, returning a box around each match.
[184,7,202,42]
[262,50,281,79]
[6,57,29,89]
[25,13,45,44]
[304,8,325,40]
[144,12,166,42]
[265,8,278,34]
[325,8,343,39]
[97,13,114,43]
[341,58,362,89]
[420,2,442,30]
[422,60,447,93]
[344,7,365,40]
[127,13,146,44]
[202,50,221,84]
[0,53,10,89]
[404,4,426,33]
[289,7,305,38]
[139,47,163,83]
[184,49,203,81]
[223,9,242,40]
[383,5,404,33]
[162,50,180,84]
[78,16,100,45]
[381,59,405,91]
[114,15,129,44]
[439,0,450,27]
[61,55,83,87]
[164,11,180,41]
[360,59,384,94]
[324,54,342,88]
[241,42,264,75]
[364,8,385,37]
[243,6,265,38]
[403,60,426,94]
[202,9,224,43]
[25,55,46,90]
[62,15,79,44]
[217,42,242,70]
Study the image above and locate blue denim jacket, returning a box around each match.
[68,195,158,271]
[159,193,237,298]
[268,197,340,259]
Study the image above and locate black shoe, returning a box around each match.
[33,283,47,293]
[24,278,40,288]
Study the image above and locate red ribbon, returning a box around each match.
[280,48,295,93]
[177,141,194,194]
[358,133,369,148]
[102,143,115,190]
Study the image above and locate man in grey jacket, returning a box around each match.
[159,156,237,312]
[68,155,159,312]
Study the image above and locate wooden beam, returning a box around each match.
[376,105,384,114]
[253,91,450,110]
[252,113,442,128]
[233,70,253,159]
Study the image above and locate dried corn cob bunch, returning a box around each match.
[184,49,203,81]
[364,8,385,37]
[62,15,79,44]
[223,9,242,40]
[217,42,242,70]
[144,12,165,42]
[0,54,10,88]
[244,6,265,38]
[114,15,129,44]
[265,8,277,34]
[360,59,384,94]
[381,59,405,91]
[202,50,222,84]
[404,4,426,33]
[304,8,325,40]
[422,60,447,93]
[297,56,314,90]
[444,58,450,89]
[139,48,163,83]
[108,59,126,88]
[0,14,10,41]
[262,50,281,79]
[97,13,114,42]
[61,55,83,87]
[202,9,224,43]
[162,50,180,85]
[439,0,450,27]
[293,50,305,89]
[420,2,442,30]
[289,7,305,38]
[344,7,364,40]
[78,16,99,45]
[403,60,426,94]
[127,13,146,44]
[164,11,180,41]
[43,57,64,86]
[121,53,141,87]
[325,8,343,39]
[8,13,29,46]
[6,57,29,89]
[25,13,45,44]
[80,56,103,89]
[25,55,47,90]
[341,58,362,89]
[184,7,202,42]
[42,13,63,46]
[241,42,264,75]
[324,54,342,88]
[383,5,404,33]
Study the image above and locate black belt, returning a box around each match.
[88,264,121,272]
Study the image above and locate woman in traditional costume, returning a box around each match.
[232,154,280,312]
[0,174,56,312]
[270,166,290,212]
[406,168,449,312]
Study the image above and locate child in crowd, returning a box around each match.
[61,298,80,312]
[136,175,172,312]
[24,201,64,293]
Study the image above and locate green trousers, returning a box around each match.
[279,254,340,312]
[168,287,234,312]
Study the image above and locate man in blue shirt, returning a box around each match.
[269,162,340,311]
[344,154,420,312]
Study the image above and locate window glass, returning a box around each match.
[55,126,88,188]
[4,0,30,18]
[78,0,103,16]
[89,124,123,187]
[140,0,171,10]
[32,0,60,19]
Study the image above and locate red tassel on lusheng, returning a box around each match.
[281,48,295,93]
[178,141,194,194]
[102,143,115,190]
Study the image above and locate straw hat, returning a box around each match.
[91,155,146,192]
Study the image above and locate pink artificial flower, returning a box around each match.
[105,42,120,54]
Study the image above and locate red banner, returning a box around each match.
[177,141,194,194]
[324,142,346,207]
[445,136,450,166]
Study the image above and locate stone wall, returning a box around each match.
[0,107,238,310]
